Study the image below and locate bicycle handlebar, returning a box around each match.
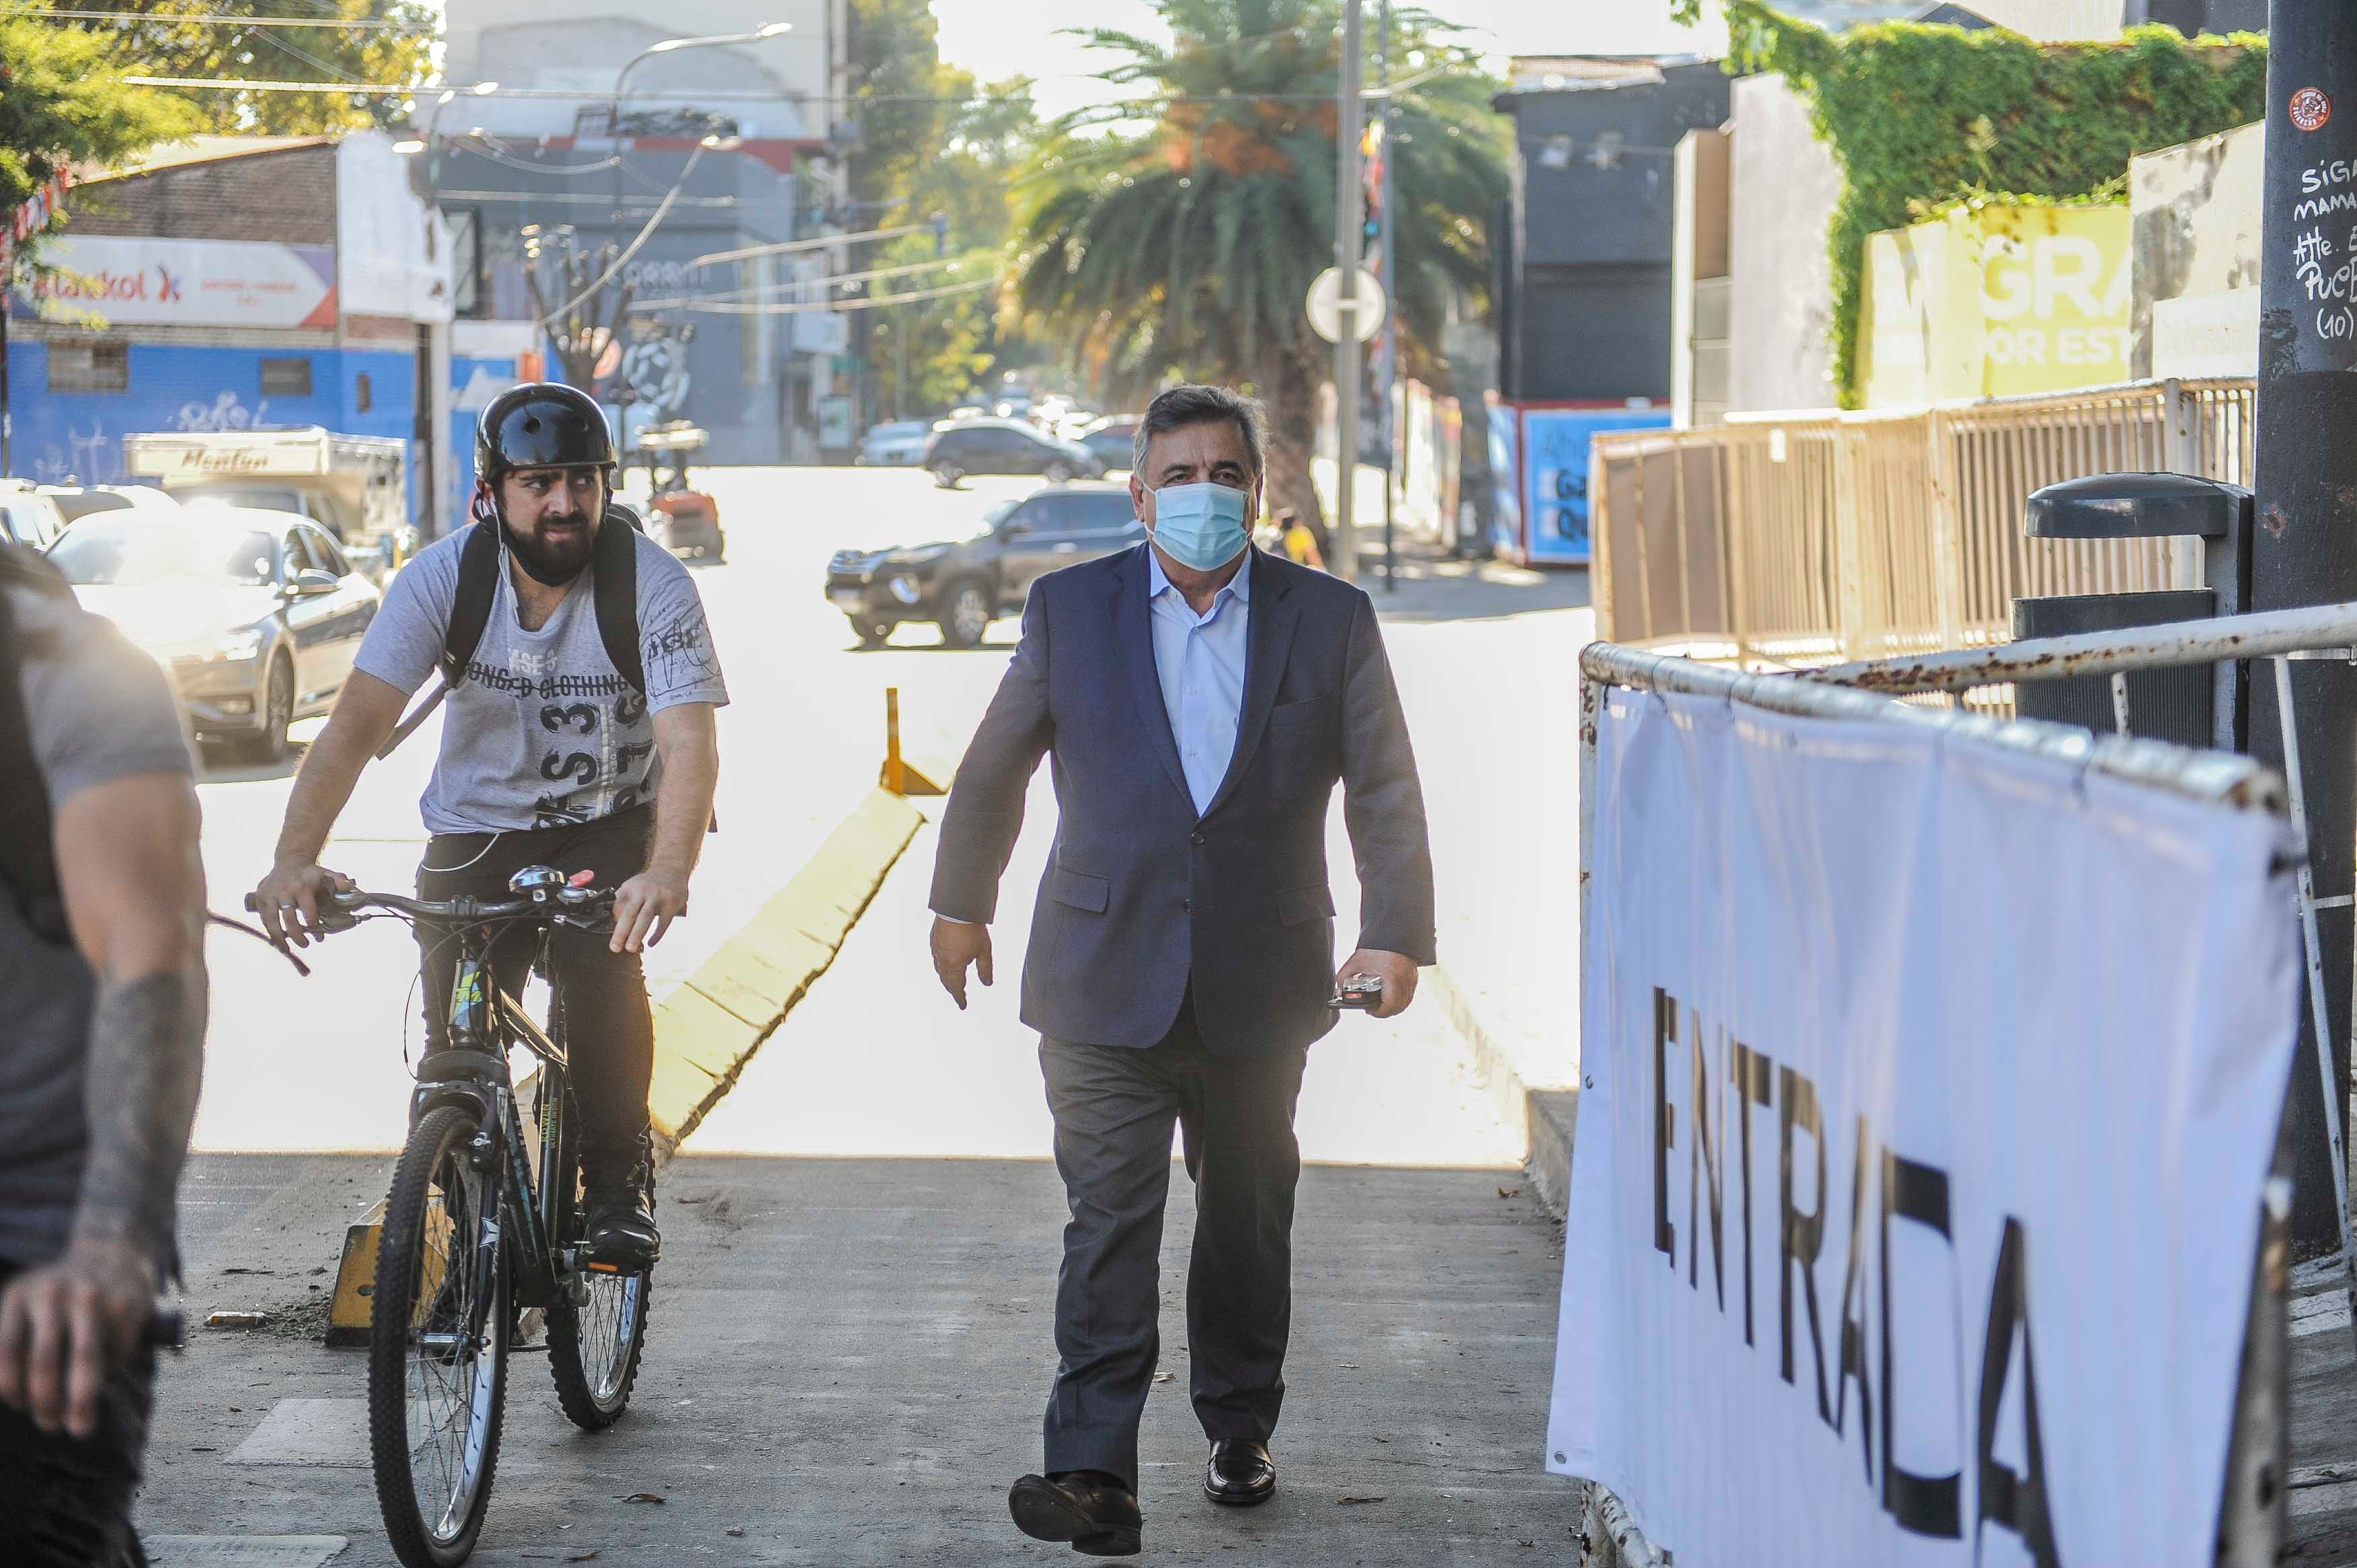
[241,883,617,927]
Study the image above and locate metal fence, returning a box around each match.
[1590,377,2258,665]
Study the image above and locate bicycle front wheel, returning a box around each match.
[369,1103,510,1567]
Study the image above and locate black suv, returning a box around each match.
[826,483,1145,648]
[921,418,1105,488]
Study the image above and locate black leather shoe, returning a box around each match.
[1204,1439,1275,1506]
[581,1183,660,1268]
[1008,1471,1142,1557]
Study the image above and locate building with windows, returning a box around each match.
[422,0,855,464]
[3,135,455,529]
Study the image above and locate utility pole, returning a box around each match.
[1331,0,1364,582]
[2255,0,2357,1259]
[1376,0,1397,592]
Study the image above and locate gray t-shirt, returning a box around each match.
[356,524,729,836]
[0,582,195,1266]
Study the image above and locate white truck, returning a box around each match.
[121,427,416,576]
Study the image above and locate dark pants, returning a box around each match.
[1039,994,1308,1490]
[0,1262,154,1567]
[418,806,655,1184]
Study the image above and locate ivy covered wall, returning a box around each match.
[1693,1,2265,405]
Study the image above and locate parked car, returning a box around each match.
[36,483,181,526]
[47,506,381,762]
[0,481,68,550]
[1079,415,1142,472]
[921,419,1104,488]
[826,482,1145,648]
[858,419,934,467]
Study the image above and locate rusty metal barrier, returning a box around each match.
[1589,378,2257,666]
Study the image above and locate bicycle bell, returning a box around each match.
[508,864,567,900]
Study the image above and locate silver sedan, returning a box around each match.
[46,506,383,763]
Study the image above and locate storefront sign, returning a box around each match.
[11,235,337,330]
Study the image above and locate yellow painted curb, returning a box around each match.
[323,786,925,1342]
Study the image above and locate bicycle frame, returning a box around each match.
[409,920,578,1316]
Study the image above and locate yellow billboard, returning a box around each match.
[1858,203,2133,407]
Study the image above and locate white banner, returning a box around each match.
[12,235,337,329]
[1548,687,2300,1567]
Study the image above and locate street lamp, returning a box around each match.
[609,22,793,137]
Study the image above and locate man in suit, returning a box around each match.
[928,384,1436,1557]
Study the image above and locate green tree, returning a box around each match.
[59,0,437,136]
[1,5,196,259]
[864,74,1037,417]
[848,0,1038,415]
[1010,0,1506,529]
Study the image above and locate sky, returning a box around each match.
[929,0,1725,121]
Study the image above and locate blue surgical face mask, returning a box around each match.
[1150,481,1252,572]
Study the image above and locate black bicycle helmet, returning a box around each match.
[475,381,616,485]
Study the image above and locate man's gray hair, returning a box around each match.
[1132,384,1267,480]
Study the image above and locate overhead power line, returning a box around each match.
[32,7,405,24]
[640,275,997,316]
[119,73,1462,108]
[633,251,994,310]
[535,141,706,325]
[690,222,928,269]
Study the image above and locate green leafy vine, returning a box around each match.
[1685,2,2265,405]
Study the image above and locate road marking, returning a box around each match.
[227,1398,369,1468]
[144,1539,349,1567]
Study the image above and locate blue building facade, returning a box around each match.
[5,134,455,529]
[9,341,420,520]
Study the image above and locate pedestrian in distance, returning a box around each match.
[0,539,207,1567]
[251,382,727,1266]
[928,383,1436,1557]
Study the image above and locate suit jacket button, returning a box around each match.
[1190,831,1205,846]
[1183,897,1193,912]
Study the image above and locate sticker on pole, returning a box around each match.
[2292,86,2333,133]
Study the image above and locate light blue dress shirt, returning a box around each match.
[1146,548,1251,815]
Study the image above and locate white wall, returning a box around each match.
[438,0,831,141]
[1962,0,2125,40]
[1725,73,1843,414]
[2130,119,2263,379]
[337,132,453,326]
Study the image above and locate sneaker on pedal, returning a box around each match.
[581,1184,659,1268]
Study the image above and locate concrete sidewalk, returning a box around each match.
[137,1151,1574,1565]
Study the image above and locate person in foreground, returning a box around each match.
[0,539,207,1565]
[928,384,1436,1556]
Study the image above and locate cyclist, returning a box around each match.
[253,382,727,1266]
[0,540,206,1565]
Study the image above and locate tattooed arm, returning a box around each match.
[0,771,206,1438]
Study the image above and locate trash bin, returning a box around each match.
[2015,472,2252,752]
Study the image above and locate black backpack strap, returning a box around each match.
[0,543,80,945]
[442,522,501,687]
[593,503,645,698]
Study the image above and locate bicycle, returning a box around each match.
[246,864,654,1567]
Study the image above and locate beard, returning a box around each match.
[503,514,596,585]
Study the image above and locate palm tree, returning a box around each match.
[1009,0,1505,530]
